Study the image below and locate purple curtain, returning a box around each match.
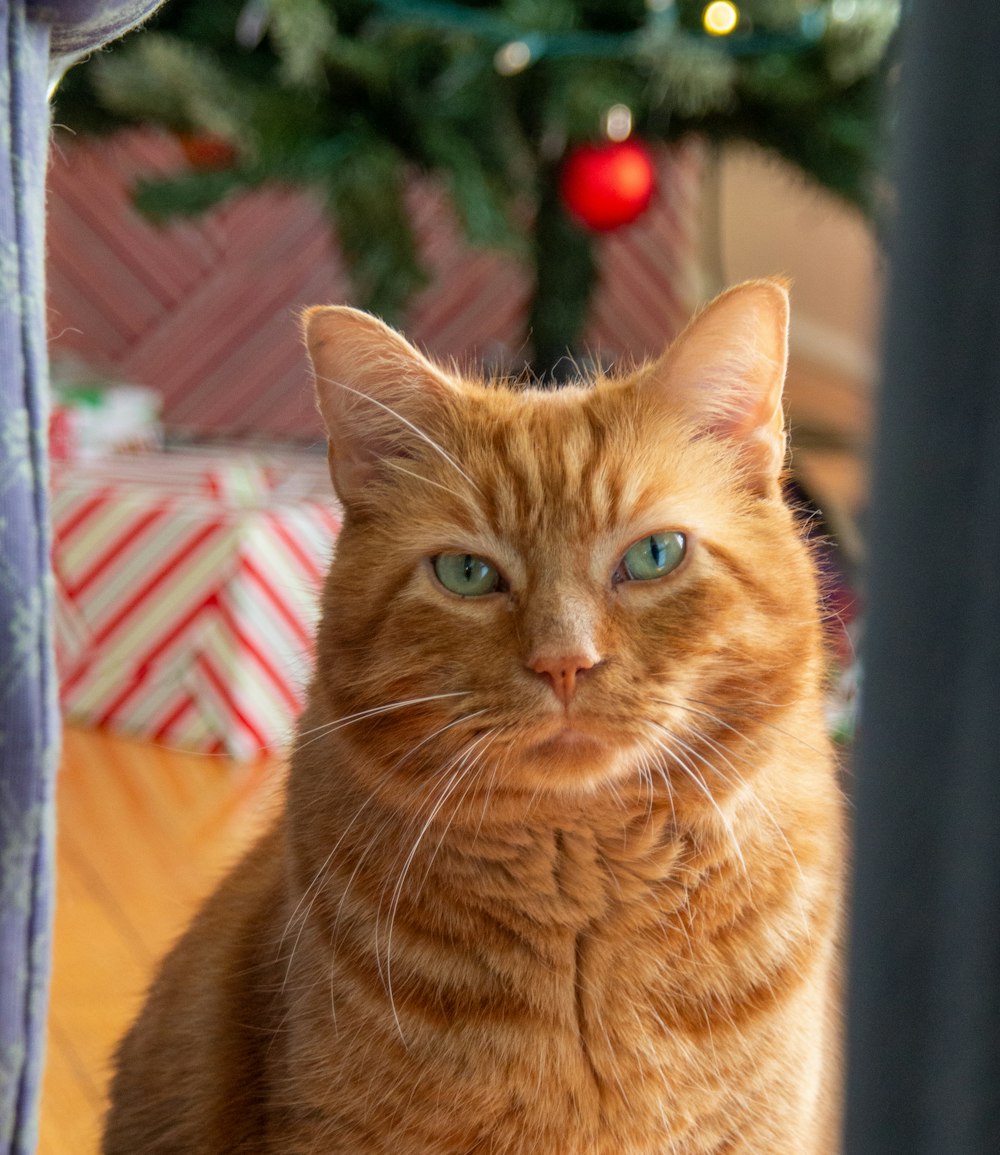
[0,4,163,1150]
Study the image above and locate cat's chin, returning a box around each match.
[532,724,603,754]
[517,722,631,792]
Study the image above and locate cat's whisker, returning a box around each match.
[675,693,830,759]
[281,710,494,1005]
[681,691,793,715]
[279,766,399,993]
[384,458,467,501]
[422,729,502,885]
[601,767,628,816]
[379,737,490,1044]
[372,760,467,1027]
[645,731,750,882]
[694,767,811,938]
[634,759,656,830]
[680,732,806,896]
[294,691,475,750]
[633,742,680,834]
[652,695,816,829]
[683,688,831,762]
[650,757,679,833]
[651,698,768,768]
[473,727,516,840]
[383,727,500,955]
[278,855,337,993]
[391,708,490,771]
[661,717,757,797]
[314,371,483,494]
[647,710,813,934]
[329,798,401,956]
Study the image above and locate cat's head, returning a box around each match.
[302,281,823,816]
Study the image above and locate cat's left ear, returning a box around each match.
[639,278,790,494]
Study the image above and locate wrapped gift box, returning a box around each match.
[50,379,163,461]
[52,450,341,759]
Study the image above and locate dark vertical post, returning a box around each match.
[846,1,1000,1151]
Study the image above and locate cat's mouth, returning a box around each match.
[539,722,599,747]
[458,711,632,790]
[526,715,614,759]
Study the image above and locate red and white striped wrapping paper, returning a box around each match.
[52,450,341,760]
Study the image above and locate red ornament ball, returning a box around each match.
[559,140,657,232]
[177,132,239,172]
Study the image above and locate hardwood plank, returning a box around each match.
[36,1022,102,1155]
[37,727,280,1155]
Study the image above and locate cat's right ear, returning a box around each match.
[303,306,456,501]
[638,279,790,495]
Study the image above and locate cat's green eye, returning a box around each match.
[433,554,504,597]
[619,532,687,582]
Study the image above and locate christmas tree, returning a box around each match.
[55,0,901,372]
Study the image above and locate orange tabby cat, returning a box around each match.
[102,279,844,1154]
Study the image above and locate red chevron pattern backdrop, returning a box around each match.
[46,129,701,440]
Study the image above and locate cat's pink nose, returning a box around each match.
[529,654,597,706]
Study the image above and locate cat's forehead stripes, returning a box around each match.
[466,387,622,537]
[431,378,732,564]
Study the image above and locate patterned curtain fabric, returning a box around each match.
[0,4,162,1151]
[27,1,162,54]
[0,11,55,1151]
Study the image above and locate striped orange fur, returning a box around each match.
[103,280,844,1154]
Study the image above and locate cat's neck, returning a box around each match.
[287,716,823,941]
[280,711,840,1101]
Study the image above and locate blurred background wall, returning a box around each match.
[718,144,880,386]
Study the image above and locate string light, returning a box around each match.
[702,1,740,37]
[604,104,633,142]
[372,0,850,64]
[494,40,533,75]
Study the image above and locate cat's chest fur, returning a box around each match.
[277,790,833,1155]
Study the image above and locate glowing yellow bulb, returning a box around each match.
[703,1,740,36]
[605,104,633,142]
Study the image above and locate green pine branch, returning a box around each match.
[53,0,903,366]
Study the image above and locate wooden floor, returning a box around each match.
[37,730,284,1154]
[35,356,869,1152]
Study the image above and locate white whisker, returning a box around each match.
[651,697,810,892]
[282,700,481,1001]
[645,730,749,881]
[315,372,483,494]
[392,709,490,770]
[378,746,481,1043]
[293,692,473,754]
[384,459,466,500]
[279,776,388,994]
[647,703,813,935]
[680,693,828,758]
